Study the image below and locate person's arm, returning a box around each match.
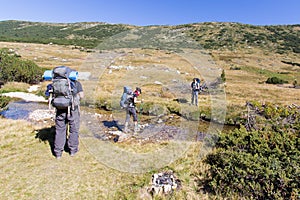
[134,96,143,104]
[76,81,84,99]
[78,91,84,99]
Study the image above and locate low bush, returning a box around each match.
[229,66,241,70]
[200,102,300,199]
[0,48,44,84]
[0,96,10,109]
[266,76,288,84]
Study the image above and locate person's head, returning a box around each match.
[134,87,142,96]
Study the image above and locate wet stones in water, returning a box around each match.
[28,109,55,122]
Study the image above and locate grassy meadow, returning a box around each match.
[0,41,299,199]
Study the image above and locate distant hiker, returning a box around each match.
[44,66,84,159]
[121,87,142,133]
[191,78,200,106]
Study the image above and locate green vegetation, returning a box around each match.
[1,20,300,53]
[266,76,288,84]
[240,65,292,83]
[0,48,44,84]
[0,20,299,199]
[0,96,10,109]
[200,102,300,199]
[221,69,226,82]
[229,66,241,70]
[293,79,299,87]
[0,20,131,48]
[0,82,30,94]
[186,22,300,53]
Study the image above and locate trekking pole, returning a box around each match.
[48,90,54,111]
[137,95,144,127]
[48,93,52,110]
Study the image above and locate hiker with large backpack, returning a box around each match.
[191,78,200,106]
[120,86,142,133]
[44,66,84,159]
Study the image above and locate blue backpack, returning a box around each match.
[120,86,133,108]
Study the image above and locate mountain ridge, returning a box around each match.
[0,20,299,53]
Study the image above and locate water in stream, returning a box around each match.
[1,100,237,139]
[0,100,48,120]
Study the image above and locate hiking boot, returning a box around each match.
[134,125,140,133]
[123,123,129,133]
[70,152,77,157]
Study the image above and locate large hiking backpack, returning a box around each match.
[191,78,201,91]
[120,86,133,108]
[51,66,76,109]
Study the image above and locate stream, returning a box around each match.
[0,89,237,143]
[1,99,237,142]
[0,100,49,120]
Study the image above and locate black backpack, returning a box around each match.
[191,78,200,91]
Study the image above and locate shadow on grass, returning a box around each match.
[34,126,80,156]
[35,126,56,156]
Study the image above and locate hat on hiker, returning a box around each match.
[134,87,141,97]
[136,87,142,94]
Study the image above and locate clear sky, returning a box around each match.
[1,0,299,26]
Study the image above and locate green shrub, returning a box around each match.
[201,103,300,199]
[140,102,169,116]
[0,48,44,84]
[204,128,299,199]
[94,98,112,111]
[221,69,226,82]
[180,105,200,121]
[266,76,288,84]
[0,96,11,109]
[293,79,299,87]
[166,101,181,115]
[229,66,241,70]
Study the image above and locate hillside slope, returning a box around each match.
[0,20,300,54]
[0,20,299,122]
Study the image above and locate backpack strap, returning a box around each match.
[66,78,75,111]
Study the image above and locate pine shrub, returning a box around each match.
[0,48,44,84]
[201,102,300,199]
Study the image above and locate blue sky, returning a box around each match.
[1,0,300,26]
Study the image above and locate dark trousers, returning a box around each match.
[125,107,137,122]
[54,107,80,156]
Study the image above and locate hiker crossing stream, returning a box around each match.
[0,86,232,173]
[0,97,227,143]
